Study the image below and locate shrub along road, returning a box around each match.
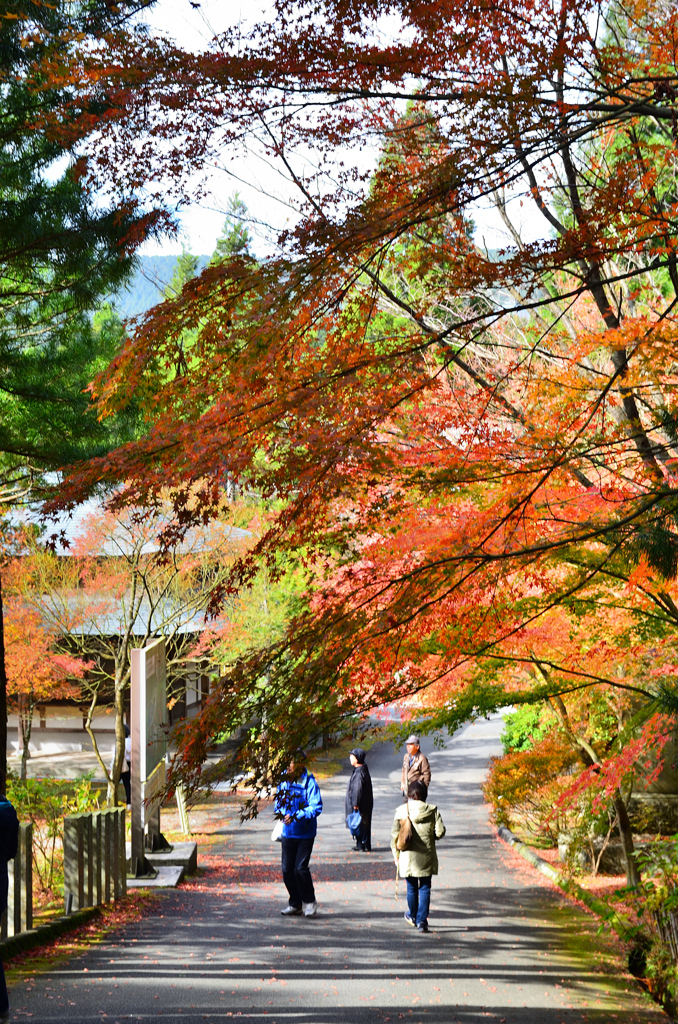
[8,715,667,1023]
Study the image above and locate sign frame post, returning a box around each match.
[130,636,170,877]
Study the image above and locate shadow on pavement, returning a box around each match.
[9,1010,660,1023]
[190,858,398,884]
[11,721,663,1024]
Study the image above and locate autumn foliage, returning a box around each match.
[14,0,676,844]
[4,600,86,778]
[484,732,578,842]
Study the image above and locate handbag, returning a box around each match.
[346,810,362,832]
[271,819,284,842]
[396,809,414,851]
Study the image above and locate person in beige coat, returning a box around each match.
[400,735,431,797]
[391,779,446,933]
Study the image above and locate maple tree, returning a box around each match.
[40,0,678,872]
[4,601,86,781]
[10,506,248,804]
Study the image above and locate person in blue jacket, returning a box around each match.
[274,751,322,918]
[0,795,19,1023]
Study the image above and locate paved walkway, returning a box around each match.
[8,715,667,1023]
[7,751,108,780]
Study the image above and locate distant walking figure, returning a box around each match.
[345,747,373,852]
[275,751,323,918]
[109,724,132,808]
[401,734,431,797]
[0,795,19,1022]
[391,779,446,933]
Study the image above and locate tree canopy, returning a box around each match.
[0,0,176,795]
[40,0,678,831]
[0,0,167,498]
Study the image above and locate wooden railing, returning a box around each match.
[0,824,33,940]
[63,808,127,912]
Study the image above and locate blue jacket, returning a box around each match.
[274,769,322,839]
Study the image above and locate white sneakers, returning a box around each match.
[280,901,317,917]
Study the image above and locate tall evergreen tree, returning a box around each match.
[164,250,200,299]
[211,194,252,263]
[0,0,162,795]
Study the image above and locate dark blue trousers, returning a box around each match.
[406,875,432,927]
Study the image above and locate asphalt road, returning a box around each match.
[8,714,668,1024]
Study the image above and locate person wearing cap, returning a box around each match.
[401,735,431,798]
[274,750,323,918]
[345,747,373,852]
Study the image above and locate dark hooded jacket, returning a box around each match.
[0,798,19,914]
[345,758,373,819]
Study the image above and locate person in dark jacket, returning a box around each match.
[345,748,373,852]
[0,796,19,1022]
[274,752,323,918]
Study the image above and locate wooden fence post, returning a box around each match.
[7,823,32,935]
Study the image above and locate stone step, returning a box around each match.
[126,865,184,889]
[125,840,198,882]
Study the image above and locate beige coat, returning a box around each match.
[401,750,431,794]
[391,799,446,877]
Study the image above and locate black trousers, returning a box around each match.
[281,836,316,906]
[352,813,372,851]
[1,865,9,1014]
[0,956,7,1016]
[120,767,131,805]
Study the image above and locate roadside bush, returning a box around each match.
[644,945,678,1016]
[7,772,103,902]
[484,732,578,843]
[501,703,557,753]
[614,838,678,1014]
[559,793,621,875]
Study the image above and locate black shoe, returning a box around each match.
[417,921,429,933]
[404,912,416,927]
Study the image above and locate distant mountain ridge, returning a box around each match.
[112,254,209,320]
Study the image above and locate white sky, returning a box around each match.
[141,0,294,256]
[141,0,548,257]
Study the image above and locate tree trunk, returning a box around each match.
[547,692,640,887]
[613,790,640,887]
[84,690,112,796]
[19,693,34,781]
[108,668,127,807]
[0,568,7,798]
